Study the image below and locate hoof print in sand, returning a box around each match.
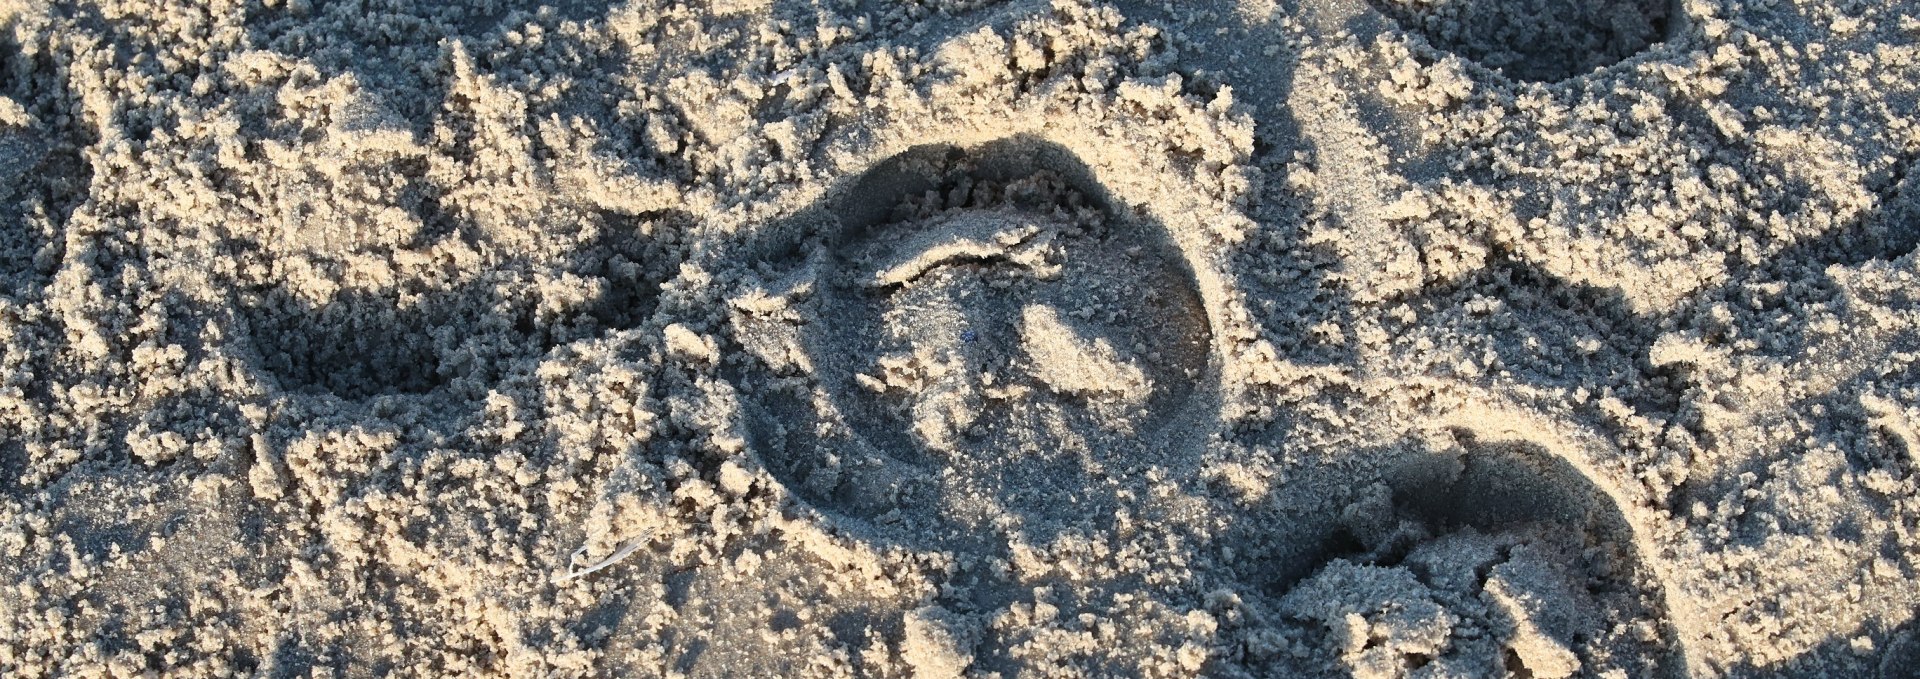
[1281,432,1683,679]
[243,211,685,400]
[1367,0,1678,82]
[743,138,1214,541]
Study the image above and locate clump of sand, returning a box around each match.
[1,0,1919,677]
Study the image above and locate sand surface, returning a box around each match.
[1,0,1918,677]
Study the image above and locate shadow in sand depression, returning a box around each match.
[237,207,689,401]
[1361,0,1685,83]
[0,17,95,295]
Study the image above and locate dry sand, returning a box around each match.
[1,0,1918,676]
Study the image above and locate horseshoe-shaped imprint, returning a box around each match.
[1274,405,1691,678]
[738,137,1215,547]
[1366,0,1681,82]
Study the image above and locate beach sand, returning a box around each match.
[1,0,1918,676]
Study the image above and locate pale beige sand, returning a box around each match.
[1,0,1918,677]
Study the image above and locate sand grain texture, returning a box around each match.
[0,0,1918,677]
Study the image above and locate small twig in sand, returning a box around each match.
[553,534,651,583]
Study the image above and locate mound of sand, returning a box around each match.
[1,0,1918,677]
